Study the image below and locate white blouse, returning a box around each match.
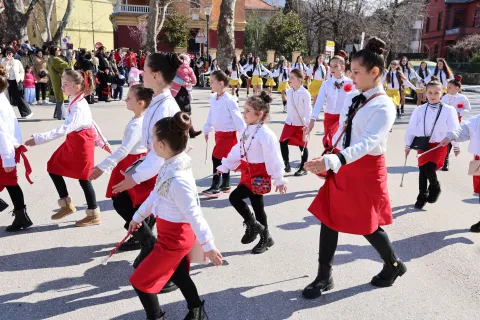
[227,64,244,80]
[0,93,22,167]
[292,62,308,73]
[97,117,147,174]
[312,76,356,118]
[404,102,459,147]
[132,91,180,184]
[285,86,312,126]
[441,93,471,115]
[243,64,270,77]
[307,65,326,80]
[324,85,396,173]
[383,70,417,91]
[425,70,454,89]
[133,152,215,252]
[203,92,246,134]
[217,124,286,187]
[448,114,480,155]
[272,67,290,83]
[32,97,107,147]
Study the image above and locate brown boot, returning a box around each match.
[51,197,77,220]
[75,208,102,227]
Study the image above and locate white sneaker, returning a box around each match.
[42,100,46,104]
[24,113,33,119]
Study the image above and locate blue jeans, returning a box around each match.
[24,88,36,104]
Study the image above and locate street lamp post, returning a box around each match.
[204,5,213,66]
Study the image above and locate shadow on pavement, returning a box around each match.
[387,166,418,174]
[277,216,320,231]
[0,222,77,237]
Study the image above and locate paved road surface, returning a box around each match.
[1,89,479,320]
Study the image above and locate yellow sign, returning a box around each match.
[326,41,335,47]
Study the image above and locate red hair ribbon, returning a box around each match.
[343,83,353,92]
[457,103,464,109]
[337,51,347,60]
[454,75,462,82]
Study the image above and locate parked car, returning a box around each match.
[408,61,436,101]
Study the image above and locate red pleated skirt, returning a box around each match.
[417,142,448,171]
[280,123,307,147]
[213,131,237,160]
[236,161,269,192]
[47,128,95,180]
[106,153,156,207]
[130,218,195,293]
[309,153,392,235]
[473,155,480,194]
[322,113,340,148]
[0,145,33,191]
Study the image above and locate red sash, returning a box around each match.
[473,155,480,194]
[212,131,237,160]
[322,113,340,148]
[0,146,33,191]
[279,124,306,147]
[236,161,269,192]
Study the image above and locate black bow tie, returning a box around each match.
[429,103,440,109]
[343,94,367,148]
[334,81,344,89]
[352,93,367,105]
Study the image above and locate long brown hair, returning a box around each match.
[434,59,453,79]
[63,69,95,95]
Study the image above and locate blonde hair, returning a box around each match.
[63,69,95,95]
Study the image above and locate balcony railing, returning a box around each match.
[113,4,176,15]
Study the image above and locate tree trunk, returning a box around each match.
[43,0,55,42]
[145,0,160,52]
[44,0,74,47]
[217,0,236,70]
[4,0,40,43]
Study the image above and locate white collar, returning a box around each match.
[362,85,384,100]
[150,90,172,105]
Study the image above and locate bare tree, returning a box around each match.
[128,18,148,49]
[3,0,40,42]
[42,0,55,42]
[216,0,236,70]
[145,0,175,53]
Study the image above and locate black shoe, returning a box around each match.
[294,167,307,176]
[219,182,231,193]
[118,236,141,252]
[189,129,202,139]
[252,228,274,254]
[396,110,401,119]
[441,160,449,171]
[302,264,334,299]
[427,183,441,203]
[160,280,179,294]
[241,219,265,244]
[284,162,291,173]
[371,259,407,287]
[147,310,165,320]
[183,300,208,320]
[5,207,33,232]
[202,186,221,197]
[133,227,156,269]
[401,106,405,115]
[414,192,428,209]
[470,221,480,233]
[235,89,239,97]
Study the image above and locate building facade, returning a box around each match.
[110,0,247,53]
[422,0,480,58]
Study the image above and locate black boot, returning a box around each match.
[241,219,265,244]
[189,126,202,139]
[235,88,239,97]
[414,192,428,209]
[401,105,405,115]
[470,221,480,233]
[133,226,157,269]
[183,300,208,320]
[427,182,441,203]
[119,236,141,252]
[282,100,287,112]
[284,161,291,173]
[294,167,307,176]
[147,311,165,320]
[202,174,221,197]
[302,264,334,299]
[160,280,179,294]
[252,228,274,254]
[396,109,401,119]
[441,157,449,171]
[6,206,33,232]
[219,173,231,192]
[370,257,407,287]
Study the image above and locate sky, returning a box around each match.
[264,0,286,7]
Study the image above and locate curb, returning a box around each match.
[463,87,480,94]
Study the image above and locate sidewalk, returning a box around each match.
[463,85,480,93]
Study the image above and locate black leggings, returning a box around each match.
[229,184,267,227]
[280,140,308,168]
[35,83,47,101]
[112,191,139,229]
[318,223,397,266]
[212,156,230,186]
[6,185,25,210]
[49,173,97,210]
[419,161,439,194]
[133,256,202,318]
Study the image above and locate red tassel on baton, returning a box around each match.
[101,230,132,265]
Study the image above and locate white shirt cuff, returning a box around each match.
[201,240,215,252]
[217,164,230,173]
[324,154,342,173]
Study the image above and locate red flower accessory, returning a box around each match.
[454,75,462,82]
[343,83,353,92]
[457,103,464,109]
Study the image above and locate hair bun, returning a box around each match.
[167,53,182,69]
[365,37,386,55]
[171,112,191,133]
[454,75,462,82]
[0,66,6,78]
[430,76,440,82]
[259,91,273,104]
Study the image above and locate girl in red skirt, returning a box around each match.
[441,114,480,232]
[217,91,287,254]
[89,84,156,252]
[202,70,246,197]
[25,70,111,227]
[129,112,223,320]
[0,66,33,231]
[279,69,312,176]
[405,76,460,209]
[308,55,355,148]
[302,37,405,299]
